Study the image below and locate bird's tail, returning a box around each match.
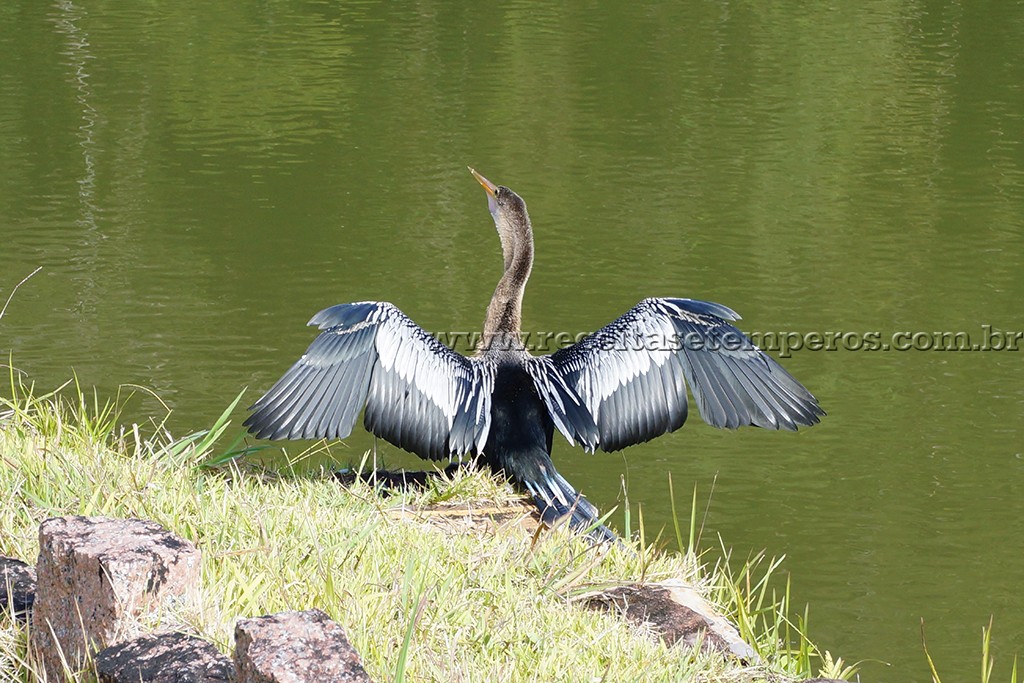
[487,447,617,543]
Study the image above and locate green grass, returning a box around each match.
[921,617,1019,683]
[1,374,850,682]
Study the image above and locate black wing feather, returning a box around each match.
[245,302,492,461]
[546,297,824,452]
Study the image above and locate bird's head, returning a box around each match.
[468,167,529,233]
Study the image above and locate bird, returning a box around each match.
[244,168,824,541]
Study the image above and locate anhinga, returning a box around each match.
[244,169,823,540]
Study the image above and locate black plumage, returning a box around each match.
[244,169,824,540]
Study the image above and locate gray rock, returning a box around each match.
[0,555,36,621]
[234,609,371,682]
[30,516,201,682]
[94,632,232,683]
[584,578,759,662]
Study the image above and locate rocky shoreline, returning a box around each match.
[2,513,843,682]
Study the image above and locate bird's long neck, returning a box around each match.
[481,215,533,353]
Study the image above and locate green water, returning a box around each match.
[2,3,1023,680]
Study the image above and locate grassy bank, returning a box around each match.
[0,377,851,682]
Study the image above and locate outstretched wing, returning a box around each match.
[244,302,492,461]
[546,298,824,452]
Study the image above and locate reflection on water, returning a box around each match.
[2,2,1023,681]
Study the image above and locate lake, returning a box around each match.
[2,2,1022,681]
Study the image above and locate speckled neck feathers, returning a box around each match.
[480,191,533,354]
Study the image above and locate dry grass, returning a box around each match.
[0,375,850,682]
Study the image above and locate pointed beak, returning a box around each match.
[468,167,497,197]
[468,167,499,216]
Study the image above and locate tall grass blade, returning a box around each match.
[921,618,943,683]
[161,389,246,467]
[394,556,429,683]
[982,615,994,683]
[667,473,685,553]
[0,266,42,322]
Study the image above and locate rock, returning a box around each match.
[234,609,371,682]
[30,516,201,682]
[94,632,232,683]
[1,555,36,621]
[584,578,759,662]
